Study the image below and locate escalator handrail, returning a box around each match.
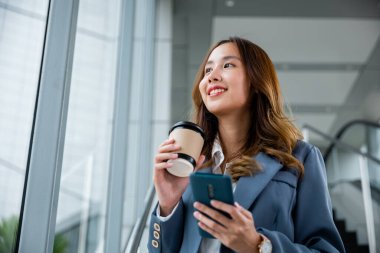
[323,119,380,162]
[124,185,155,253]
[303,124,380,164]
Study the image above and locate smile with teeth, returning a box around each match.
[209,88,226,96]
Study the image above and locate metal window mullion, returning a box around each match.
[104,0,135,252]
[125,0,157,252]
[18,0,79,252]
[137,0,156,215]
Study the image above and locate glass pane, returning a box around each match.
[367,126,380,189]
[339,124,366,150]
[122,0,151,245]
[0,1,48,252]
[367,157,380,248]
[53,0,122,252]
[338,123,380,190]
[365,124,380,159]
[326,145,377,251]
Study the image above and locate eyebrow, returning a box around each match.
[205,55,241,66]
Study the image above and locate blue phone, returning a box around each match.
[190,172,234,238]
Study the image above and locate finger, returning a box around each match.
[210,200,246,221]
[210,200,236,214]
[197,221,222,239]
[235,202,252,220]
[158,143,181,153]
[194,202,230,226]
[159,138,175,147]
[155,153,178,163]
[154,161,173,170]
[193,211,226,234]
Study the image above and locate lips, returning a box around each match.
[207,85,227,96]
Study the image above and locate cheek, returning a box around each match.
[199,81,207,98]
[236,79,250,102]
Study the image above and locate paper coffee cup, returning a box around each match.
[166,121,205,177]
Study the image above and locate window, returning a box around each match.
[0,1,49,251]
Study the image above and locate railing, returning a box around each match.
[303,123,380,253]
[124,185,156,253]
[303,124,380,164]
[323,120,380,162]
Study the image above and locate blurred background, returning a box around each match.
[0,0,379,252]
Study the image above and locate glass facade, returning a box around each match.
[0,0,171,252]
[0,1,49,251]
[54,0,122,252]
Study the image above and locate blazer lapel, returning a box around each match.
[234,152,283,210]
[220,153,282,253]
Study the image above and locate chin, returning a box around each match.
[206,107,227,117]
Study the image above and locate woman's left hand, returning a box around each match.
[193,200,261,253]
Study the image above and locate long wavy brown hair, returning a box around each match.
[192,37,304,181]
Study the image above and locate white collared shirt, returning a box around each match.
[157,137,233,252]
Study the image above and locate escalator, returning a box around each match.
[127,120,380,253]
[303,120,380,253]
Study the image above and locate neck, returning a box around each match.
[217,112,250,160]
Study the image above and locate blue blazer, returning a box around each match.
[148,141,346,252]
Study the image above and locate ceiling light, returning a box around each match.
[225,0,235,7]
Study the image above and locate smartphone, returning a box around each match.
[189,172,234,238]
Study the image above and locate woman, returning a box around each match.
[148,37,345,253]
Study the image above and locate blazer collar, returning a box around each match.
[234,152,283,210]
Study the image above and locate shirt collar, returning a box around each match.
[211,135,228,174]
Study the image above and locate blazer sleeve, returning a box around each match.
[147,199,185,253]
[257,146,346,253]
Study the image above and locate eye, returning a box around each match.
[224,63,234,68]
[205,67,212,74]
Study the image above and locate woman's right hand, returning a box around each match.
[153,138,205,217]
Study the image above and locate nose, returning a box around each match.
[208,68,222,83]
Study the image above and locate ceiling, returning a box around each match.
[171,0,380,148]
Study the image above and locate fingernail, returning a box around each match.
[171,153,178,158]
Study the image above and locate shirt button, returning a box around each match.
[152,240,159,248]
[153,222,160,231]
[153,231,160,239]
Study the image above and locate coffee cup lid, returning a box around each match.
[169,121,205,139]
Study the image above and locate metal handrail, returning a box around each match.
[124,185,156,253]
[323,119,380,162]
[303,124,380,165]
[303,123,378,253]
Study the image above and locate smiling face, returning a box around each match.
[198,42,250,118]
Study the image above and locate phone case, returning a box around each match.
[190,172,234,238]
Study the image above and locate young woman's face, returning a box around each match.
[199,42,250,118]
